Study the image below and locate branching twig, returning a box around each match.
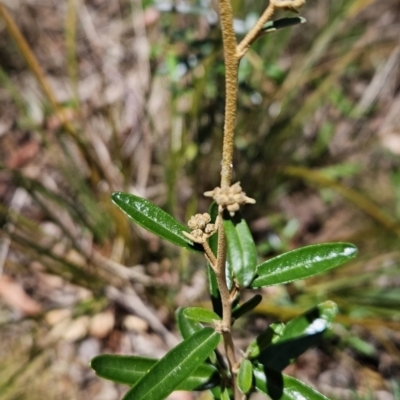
[236,3,276,59]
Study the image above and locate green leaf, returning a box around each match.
[232,294,263,321]
[251,242,357,288]
[122,328,221,400]
[238,359,253,394]
[183,307,221,324]
[207,202,222,317]
[261,17,306,34]
[247,322,285,359]
[207,265,222,317]
[280,301,338,341]
[221,388,231,400]
[112,192,203,252]
[176,307,203,339]
[175,309,219,365]
[209,386,222,400]
[257,301,338,371]
[90,355,220,390]
[223,212,257,287]
[254,364,330,400]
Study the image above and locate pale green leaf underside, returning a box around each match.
[183,307,221,324]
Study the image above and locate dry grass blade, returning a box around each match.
[106,286,179,348]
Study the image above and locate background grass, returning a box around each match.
[0,0,399,398]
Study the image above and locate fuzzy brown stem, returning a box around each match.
[203,240,218,269]
[223,331,241,399]
[218,0,239,189]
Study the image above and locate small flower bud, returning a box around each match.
[204,182,255,216]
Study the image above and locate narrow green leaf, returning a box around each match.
[207,265,222,317]
[112,192,203,252]
[247,322,285,359]
[176,308,219,365]
[90,355,220,390]
[254,365,330,400]
[122,328,221,400]
[209,386,222,400]
[232,294,263,321]
[207,202,222,317]
[221,388,231,400]
[257,301,338,371]
[176,307,203,339]
[238,359,253,394]
[223,212,257,287]
[251,242,357,288]
[261,17,306,34]
[280,301,338,342]
[183,307,221,324]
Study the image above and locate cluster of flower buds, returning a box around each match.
[270,0,305,12]
[183,213,217,244]
[204,182,256,216]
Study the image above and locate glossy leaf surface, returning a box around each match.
[221,388,231,400]
[251,242,357,288]
[261,17,306,34]
[207,202,222,317]
[122,328,220,400]
[112,192,202,252]
[183,307,221,324]
[280,301,337,341]
[257,301,338,371]
[176,307,203,340]
[247,322,285,359]
[91,355,220,390]
[232,294,263,321]
[176,308,218,365]
[238,359,253,394]
[223,212,257,287]
[254,365,329,399]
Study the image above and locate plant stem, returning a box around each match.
[216,0,240,393]
[216,1,280,398]
[203,241,218,267]
[215,217,241,399]
[218,0,238,190]
[215,217,230,328]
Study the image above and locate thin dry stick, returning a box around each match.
[106,286,179,348]
[65,0,79,104]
